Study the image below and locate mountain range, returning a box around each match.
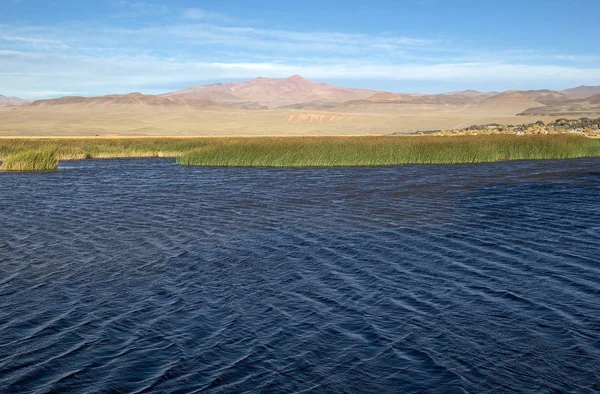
[163,74,377,109]
[29,93,219,109]
[4,77,600,117]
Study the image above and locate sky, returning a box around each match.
[1,0,600,98]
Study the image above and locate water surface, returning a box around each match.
[1,158,599,393]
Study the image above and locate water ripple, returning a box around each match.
[1,158,600,393]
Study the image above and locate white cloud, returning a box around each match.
[182,8,233,23]
[3,46,600,98]
[1,7,599,98]
[102,23,436,58]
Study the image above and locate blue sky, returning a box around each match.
[1,0,599,98]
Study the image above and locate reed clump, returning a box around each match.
[1,149,59,171]
[0,138,212,161]
[177,135,600,167]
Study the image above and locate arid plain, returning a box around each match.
[2,75,599,137]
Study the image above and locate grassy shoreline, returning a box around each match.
[1,135,599,170]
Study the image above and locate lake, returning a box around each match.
[1,158,599,393]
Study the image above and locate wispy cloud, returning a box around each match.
[4,46,600,98]
[1,3,599,98]
[109,0,169,17]
[102,23,437,59]
[182,8,234,23]
[0,34,70,49]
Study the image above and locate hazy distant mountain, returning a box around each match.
[334,89,571,116]
[0,94,27,106]
[339,90,534,112]
[12,80,600,117]
[30,92,220,109]
[562,85,600,99]
[441,89,498,98]
[499,89,568,104]
[164,75,377,108]
[337,91,483,109]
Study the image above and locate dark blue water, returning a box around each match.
[1,158,599,393]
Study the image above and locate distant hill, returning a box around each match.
[338,90,488,109]
[442,89,498,98]
[562,85,600,99]
[0,94,28,106]
[164,75,377,108]
[518,94,600,116]
[335,90,546,115]
[30,92,221,109]
[502,89,568,104]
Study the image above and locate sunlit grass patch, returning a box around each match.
[176,135,600,167]
[1,149,59,171]
[1,135,598,169]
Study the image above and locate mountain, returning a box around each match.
[333,89,574,117]
[164,75,377,108]
[562,85,600,99]
[518,94,600,116]
[501,89,568,104]
[466,91,546,116]
[337,91,483,110]
[336,90,522,114]
[30,92,220,109]
[0,94,27,106]
[442,89,498,98]
[11,81,600,118]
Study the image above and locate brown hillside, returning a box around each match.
[165,75,377,108]
[0,94,28,106]
[518,94,600,116]
[562,85,600,99]
[30,92,221,109]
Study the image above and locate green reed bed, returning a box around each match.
[177,135,600,167]
[1,135,599,171]
[0,138,211,162]
[1,149,59,171]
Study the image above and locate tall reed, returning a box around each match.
[1,135,598,169]
[1,150,59,171]
[177,135,600,167]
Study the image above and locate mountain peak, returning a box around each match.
[287,74,307,80]
[166,75,376,107]
[251,75,308,82]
